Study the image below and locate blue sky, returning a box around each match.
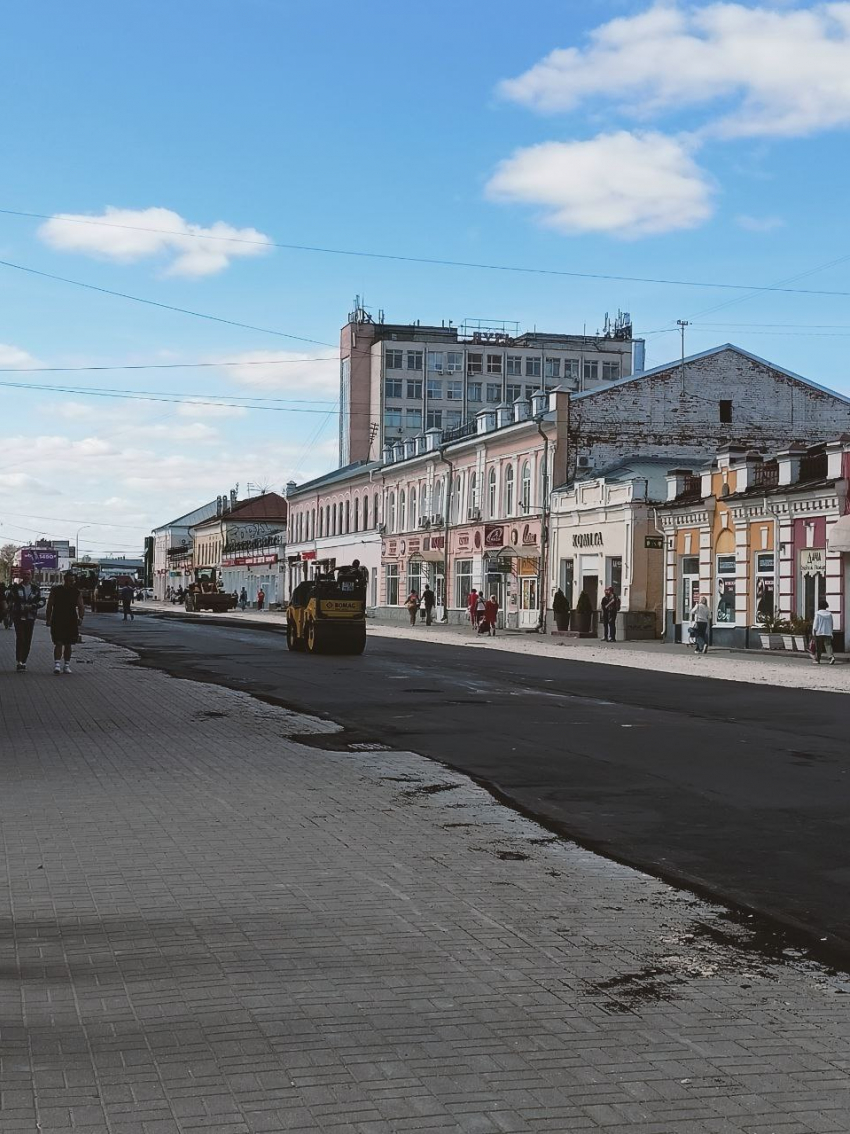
[2,0,850,556]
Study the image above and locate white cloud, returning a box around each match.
[215,350,339,396]
[176,401,247,419]
[38,206,273,277]
[736,213,785,231]
[498,2,850,139]
[0,472,60,495]
[0,343,38,368]
[486,130,714,236]
[135,421,218,441]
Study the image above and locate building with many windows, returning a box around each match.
[339,301,642,466]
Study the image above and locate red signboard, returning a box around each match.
[223,554,278,566]
[484,524,505,548]
[300,550,317,561]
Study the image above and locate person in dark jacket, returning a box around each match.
[120,584,134,621]
[421,584,436,626]
[7,570,44,671]
[601,587,621,642]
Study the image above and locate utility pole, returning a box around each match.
[677,320,689,393]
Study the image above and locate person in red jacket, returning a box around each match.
[467,588,479,628]
[484,595,499,637]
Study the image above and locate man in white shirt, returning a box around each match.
[812,599,835,665]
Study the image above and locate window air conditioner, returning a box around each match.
[432,514,444,526]
[419,518,431,529]
[467,508,481,521]
[377,523,387,535]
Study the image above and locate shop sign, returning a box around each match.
[301,550,317,561]
[424,534,445,552]
[457,531,471,549]
[20,548,58,570]
[521,523,538,547]
[223,553,278,566]
[573,531,603,548]
[645,536,664,550]
[484,524,505,548]
[800,548,827,575]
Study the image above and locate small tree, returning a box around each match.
[0,543,17,583]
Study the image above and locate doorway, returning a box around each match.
[519,575,538,628]
[581,574,599,613]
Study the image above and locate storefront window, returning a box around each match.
[385,563,399,606]
[754,552,775,624]
[607,556,622,596]
[559,558,574,602]
[800,549,827,620]
[455,559,473,609]
[407,560,427,597]
[681,555,700,620]
[715,554,737,625]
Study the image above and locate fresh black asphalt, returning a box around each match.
[91,612,850,961]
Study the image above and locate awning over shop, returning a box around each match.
[408,549,445,562]
[828,514,850,552]
[491,545,541,560]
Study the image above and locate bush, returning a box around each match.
[576,590,593,615]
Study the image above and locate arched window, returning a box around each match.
[504,464,514,515]
[388,492,396,532]
[363,495,369,529]
[470,471,479,512]
[520,462,531,514]
[374,492,380,527]
[345,499,350,534]
[488,468,497,518]
[452,475,462,523]
[353,497,360,532]
[325,504,331,535]
[410,486,417,529]
[434,477,445,518]
[332,503,338,534]
[399,490,406,532]
[311,508,316,539]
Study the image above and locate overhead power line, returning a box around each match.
[3,208,850,298]
[0,356,338,379]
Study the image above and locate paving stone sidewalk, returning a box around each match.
[2,627,850,1134]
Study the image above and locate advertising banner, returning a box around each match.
[20,547,59,571]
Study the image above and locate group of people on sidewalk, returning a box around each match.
[465,590,500,636]
[0,570,85,673]
[404,584,437,627]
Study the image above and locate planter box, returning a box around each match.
[793,635,809,653]
[781,635,795,651]
[759,633,771,649]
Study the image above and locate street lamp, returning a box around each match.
[75,525,91,562]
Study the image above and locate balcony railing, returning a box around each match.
[752,461,779,488]
[441,419,477,444]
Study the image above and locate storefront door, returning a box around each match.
[519,576,538,628]
[681,556,700,621]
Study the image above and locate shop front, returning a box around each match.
[221,541,285,608]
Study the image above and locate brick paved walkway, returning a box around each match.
[2,626,850,1133]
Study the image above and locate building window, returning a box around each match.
[385,377,402,398]
[486,354,503,375]
[345,500,350,533]
[426,409,443,429]
[506,354,522,376]
[434,477,445,517]
[469,471,479,512]
[374,492,380,526]
[385,563,400,605]
[399,490,406,531]
[427,378,442,399]
[486,383,502,402]
[488,467,497,517]
[467,352,483,375]
[410,487,417,529]
[406,378,423,399]
[504,464,514,515]
[353,498,360,532]
[406,408,422,430]
[362,496,369,529]
[387,492,396,532]
[607,556,623,596]
[525,356,541,378]
[524,385,536,401]
[468,382,482,403]
[602,361,621,382]
[446,351,463,372]
[384,408,402,429]
[427,350,443,372]
[452,475,462,523]
[544,358,561,379]
[446,381,463,400]
[332,503,337,535]
[720,399,733,423]
[564,359,579,379]
[583,359,599,382]
[716,554,737,625]
[386,349,403,370]
[407,350,423,371]
[754,552,775,624]
[520,461,531,513]
[506,383,521,402]
[445,410,462,428]
[455,559,473,609]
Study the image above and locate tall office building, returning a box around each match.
[338,301,643,466]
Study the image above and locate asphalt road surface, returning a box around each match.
[91,612,850,961]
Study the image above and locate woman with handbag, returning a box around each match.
[45,572,85,675]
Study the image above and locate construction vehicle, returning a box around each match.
[184,568,237,613]
[74,568,120,613]
[286,566,367,654]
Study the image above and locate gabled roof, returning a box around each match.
[192,492,288,531]
[152,499,219,532]
[571,343,850,407]
[287,459,381,496]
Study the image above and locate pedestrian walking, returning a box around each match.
[0,582,9,629]
[7,570,43,671]
[46,572,85,674]
[239,587,248,611]
[421,584,435,626]
[475,592,486,632]
[405,590,419,627]
[484,594,499,636]
[811,599,836,664]
[120,583,134,621]
[690,594,710,654]
[257,587,266,612]
[467,588,479,629]
[601,587,621,642]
